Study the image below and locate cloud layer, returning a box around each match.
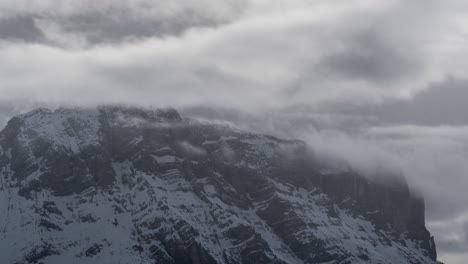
[1,0,466,110]
[1,1,468,262]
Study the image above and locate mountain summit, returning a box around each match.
[0,106,440,264]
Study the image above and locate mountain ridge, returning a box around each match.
[0,106,441,264]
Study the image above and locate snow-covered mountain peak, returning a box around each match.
[0,106,441,264]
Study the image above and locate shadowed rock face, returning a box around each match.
[0,106,440,264]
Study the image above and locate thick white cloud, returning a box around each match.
[0,0,466,110]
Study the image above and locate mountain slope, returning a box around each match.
[0,106,439,264]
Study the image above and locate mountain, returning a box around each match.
[0,106,440,264]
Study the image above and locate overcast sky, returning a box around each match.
[1,1,468,262]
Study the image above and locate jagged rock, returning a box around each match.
[0,106,440,264]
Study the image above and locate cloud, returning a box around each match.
[0,0,248,46]
[0,15,44,42]
[1,0,459,111]
[178,141,207,156]
[0,1,434,111]
[318,30,420,85]
[429,215,468,258]
[315,77,468,127]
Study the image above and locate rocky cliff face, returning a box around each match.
[0,106,439,264]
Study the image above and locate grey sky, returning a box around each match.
[1,1,468,262]
[318,30,420,85]
[0,15,44,42]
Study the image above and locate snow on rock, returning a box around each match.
[0,106,440,264]
[18,107,101,154]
